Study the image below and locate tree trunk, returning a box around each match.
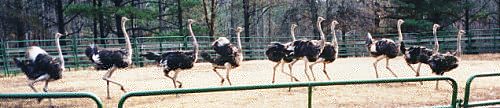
[114,0,125,44]
[158,0,163,33]
[210,0,217,37]
[98,0,106,45]
[177,0,183,35]
[308,0,319,38]
[243,0,250,42]
[92,0,98,43]
[55,0,67,46]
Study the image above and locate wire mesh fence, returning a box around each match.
[1,28,499,76]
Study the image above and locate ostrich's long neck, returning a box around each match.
[236,31,243,61]
[55,35,65,70]
[433,30,440,54]
[457,32,462,56]
[331,24,338,47]
[317,21,326,51]
[188,23,199,62]
[397,24,403,45]
[122,20,132,62]
[291,27,297,41]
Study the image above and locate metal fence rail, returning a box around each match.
[0,92,103,108]
[461,72,500,108]
[117,76,458,108]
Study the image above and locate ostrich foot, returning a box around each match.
[121,87,127,93]
[37,98,44,103]
[220,79,225,86]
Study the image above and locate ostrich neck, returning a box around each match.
[122,20,132,63]
[55,37,65,70]
[397,24,403,44]
[188,23,199,63]
[317,21,326,53]
[331,25,338,46]
[457,33,462,56]
[236,31,243,61]
[433,30,440,53]
[291,27,297,41]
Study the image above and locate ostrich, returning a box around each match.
[201,27,244,85]
[365,19,404,78]
[85,17,132,99]
[308,20,339,80]
[13,33,65,106]
[401,24,439,80]
[287,17,327,81]
[140,19,199,88]
[428,29,464,89]
[266,24,300,83]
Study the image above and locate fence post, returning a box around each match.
[72,35,79,70]
[183,36,188,50]
[308,85,313,108]
[132,36,141,67]
[1,40,7,77]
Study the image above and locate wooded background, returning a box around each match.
[0,0,498,46]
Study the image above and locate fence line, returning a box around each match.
[1,28,500,75]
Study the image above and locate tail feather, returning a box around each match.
[365,33,373,46]
[13,58,35,77]
[400,41,407,54]
[140,52,162,63]
[85,44,98,62]
[200,52,215,63]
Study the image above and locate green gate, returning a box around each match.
[118,76,458,108]
[0,92,103,108]
[460,72,500,108]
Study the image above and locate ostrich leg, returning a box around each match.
[165,70,182,88]
[303,59,312,81]
[272,62,281,83]
[385,58,398,77]
[102,67,127,99]
[224,63,233,85]
[212,68,225,85]
[322,63,331,80]
[372,56,385,78]
[29,74,49,102]
[309,58,330,80]
[43,80,53,107]
[416,63,423,85]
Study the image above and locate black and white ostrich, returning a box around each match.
[85,17,132,99]
[401,24,439,80]
[13,33,65,106]
[308,20,339,80]
[140,19,198,88]
[365,19,404,78]
[427,29,464,89]
[266,24,301,83]
[201,27,244,85]
[286,17,327,81]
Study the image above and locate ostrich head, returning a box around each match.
[397,19,404,25]
[121,17,130,22]
[433,24,440,33]
[331,20,339,25]
[55,33,63,39]
[291,24,297,30]
[235,27,244,33]
[458,30,466,35]
[188,19,196,24]
[318,17,325,22]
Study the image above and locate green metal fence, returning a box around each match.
[117,76,458,108]
[460,72,500,108]
[1,28,500,76]
[0,92,103,108]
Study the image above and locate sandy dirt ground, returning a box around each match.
[1,54,500,108]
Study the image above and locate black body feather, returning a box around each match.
[428,53,459,75]
[367,39,399,58]
[292,40,322,61]
[157,51,196,74]
[13,54,62,80]
[319,44,337,63]
[404,46,433,64]
[201,52,240,67]
[85,45,129,70]
[265,42,292,62]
